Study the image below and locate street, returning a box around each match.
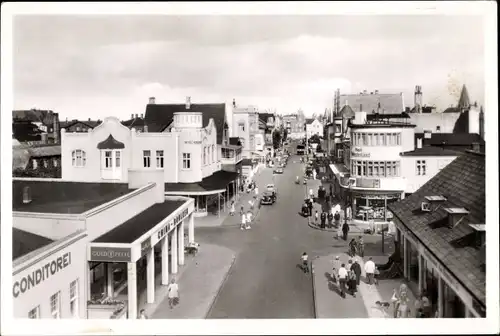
[197,152,341,318]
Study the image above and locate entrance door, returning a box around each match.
[101,150,122,180]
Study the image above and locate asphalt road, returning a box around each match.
[198,152,340,318]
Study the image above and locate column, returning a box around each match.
[87,262,92,302]
[437,276,444,318]
[403,237,408,279]
[106,263,114,298]
[161,236,170,285]
[188,213,195,244]
[178,221,185,266]
[171,227,178,274]
[418,254,424,294]
[146,248,155,304]
[127,262,137,319]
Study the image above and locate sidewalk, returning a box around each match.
[312,252,415,318]
[133,244,236,319]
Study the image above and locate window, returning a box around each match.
[50,292,61,319]
[143,150,151,168]
[396,161,400,176]
[70,279,79,318]
[379,162,385,177]
[238,122,245,132]
[22,186,31,204]
[104,151,112,168]
[182,153,191,169]
[28,306,40,319]
[212,145,215,162]
[368,133,373,146]
[362,133,367,146]
[116,151,121,167]
[53,158,58,167]
[436,126,441,132]
[416,160,426,175]
[72,150,86,167]
[156,150,164,168]
[367,161,373,177]
[375,134,380,146]
[356,161,362,176]
[373,161,379,176]
[76,126,81,132]
[42,159,48,168]
[396,133,401,145]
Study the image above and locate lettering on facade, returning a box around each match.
[90,247,131,262]
[356,178,381,189]
[184,140,202,145]
[156,208,189,242]
[13,252,71,298]
[141,238,152,257]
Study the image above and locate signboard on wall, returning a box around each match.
[90,246,131,262]
[185,140,202,145]
[153,207,190,245]
[140,238,152,257]
[356,178,381,189]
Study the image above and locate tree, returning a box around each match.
[309,133,321,144]
[272,129,282,150]
[13,120,42,142]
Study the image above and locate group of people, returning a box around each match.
[348,236,365,257]
[331,256,377,299]
[312,209,342,229]
[230,179,260,231]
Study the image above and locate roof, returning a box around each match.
[339,93,404,114]
[409,112,462,133]
[337,105,355,119]
[366,112,410,120]
[13,228,55,260]
[144,103,227,144]
[13,181,134,214]
[258,113,274,124]
[458,84,471,109]
[305,118,315,125]
[165,170,239,193]
[60,120,102,129]
[13,109,58,126]
[415,133,485,146]
[388,150,485,307]
[97,134,125,150]
[121,117,146,128]
[12,144,61,170]
[29,145,61,157]
[93,200,185,244]
[400,147,460,156]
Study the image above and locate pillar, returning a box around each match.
[146,248,155,304]
[87,262,92,301]
[161,236,169,285]
[437,276,444,318]
[188,213,195,244]
[403,236,408,279]
[178,221,185,266]
[106,263,114,298]
[171,227,178,274]
[127,262,137,319]
[418,254,424,294]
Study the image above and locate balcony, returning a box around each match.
[221,145,243,165]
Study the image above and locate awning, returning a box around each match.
[329,163,349,177]
[165,171,239,195]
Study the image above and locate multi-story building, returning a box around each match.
[13,109,60,144]
[306,118,324,139]
[231,99,260,159]
[338,90,405,115]
[282,110,306,140]
[13,138,62,178]
[62,98,241,217]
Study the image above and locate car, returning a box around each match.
[266,184,277,194]
[260,191,275,205]
[273,168,284,174]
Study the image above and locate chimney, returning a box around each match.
[360,104,363,112]
[135,114,139,119]
[232,98,236,108]
[472,142,481,152]
[144,125,148,133]
[41,133,48,144]
[416,137,423,149]
[344,99,348,106]
[414,85,422,114]
[140,113,144,119]
[186,96,191,109]
[88,118,91,121]
[149,97,156,104]
[131,113,134,119]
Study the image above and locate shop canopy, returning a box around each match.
[165,171,239,195]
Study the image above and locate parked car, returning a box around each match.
[260,191,275,205]
[266,184,277,197]
[273,168,284,174]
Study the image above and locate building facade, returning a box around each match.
[306,118,324,139]
[231,101,260,159]
[282,110,306,140]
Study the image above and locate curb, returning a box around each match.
[204,254,237,319]
[311,260,318,319]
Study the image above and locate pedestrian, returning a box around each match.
[320,211,327,229]
[325,193,330,204]
[342,222,350,241]
[254,185,259,196]
[390,289,399,318]
[314,210,319,225]
[139,309,148,319]
[309,188,314,199]
[421,293,432,317]
[358,235,365,257]
[349,238,357,257]
[307,201,313,217]
[346,259,353,272]
[249,198,254,211]
[332,256,341,283]
[240,212,247,230]
[337,263,348,298]
[351,258,362,286]
[230,201,235,216]
[240,205,245,216]
[364,257,376,285]
[348,267,357,297]
[327,211,334,228]
[246,210,252,229]
[301,252,309,273]
[167,278,179,309]
[334,211,341,228]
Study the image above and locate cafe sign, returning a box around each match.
[154,208,190,244]
[90,246,131,262]
[351,147,370,157]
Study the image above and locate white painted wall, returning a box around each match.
[401,155,457,193]
[13,214,85,241]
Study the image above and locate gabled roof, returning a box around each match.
[97,134,125,150]
[121,117,146,128]
[388,151,485,308]
[12,144,61,170]
[458,84,471,109]
[336,105,355,119]
[305,118,315,125]
[339,93,404,115]
[258,112,274,124]
[144,103,227,144]
[60,120,102,129]
[415,133,485,146]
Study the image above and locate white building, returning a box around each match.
[231,99,260,159]
[306,118,324,139]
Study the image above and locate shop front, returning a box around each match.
[350,190,401,223]
[87,198,195,319]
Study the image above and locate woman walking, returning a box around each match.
[167,278,179,309]
[230,201,235,216]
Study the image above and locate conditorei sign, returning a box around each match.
[13,252,71,298]
[90,246,131,262]
[154,208,190,244]
[185,140,202,145]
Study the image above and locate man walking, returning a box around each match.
[337,263,348,298]
[320,211,327,229]
[307,199,314,217]
[364,257,376,285]
[342,222,350,241]
[351,258,362,287]
[327,211,334,228]
[240,211,247,230]
[357,235,365,257]
[314,210,319,225]
[334,211,341,228]
[332,256,341,283]
[246,210,253,230]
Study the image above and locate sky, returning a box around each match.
[12,14,486,120]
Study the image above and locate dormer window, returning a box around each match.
[444,207,470,228]
[22,186,32,204]
[469,224,486,248]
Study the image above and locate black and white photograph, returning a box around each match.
[1,2,498,335]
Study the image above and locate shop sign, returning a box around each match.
[13,252,71,298]
[90,246,131,262]
[351,147,370,158]
[184,140,202,145]
[356,178,380,189]
[140,238,152,257]
[155,208,190,244]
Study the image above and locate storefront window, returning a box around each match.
[407,241,419,285]
[443,282,466,318]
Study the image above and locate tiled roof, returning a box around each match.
[258,113,274,124]
[388,150,485,307]
[415,133,485,146]
[12,109,58,126]
[339,93,403,114]
[443,107,462,113]
[400,146,460,156]
[13,181,133,214]
[305,118,315,124]
[338,105,355,119]
[12,145,61,170]
[121,117,145,128]
[13,228,54,260]
[60,120,102,129]
[144,103,227,144]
